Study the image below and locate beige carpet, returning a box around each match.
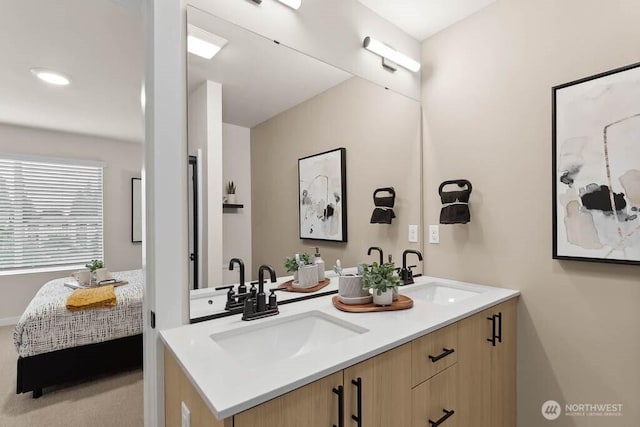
[0,326,144,427]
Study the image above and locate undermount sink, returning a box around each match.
[401,282,482,305]
[209,311,368,364]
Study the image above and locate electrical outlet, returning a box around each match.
[408,225,419,243]
[429,225,440,244]
[181,402,191,427]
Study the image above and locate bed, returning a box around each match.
[13,269,144,398]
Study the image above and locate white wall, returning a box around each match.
[0,123,143,320]
[222,123,252,284]
[187,0,421,101]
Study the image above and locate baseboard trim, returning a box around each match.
[0,316,20,327]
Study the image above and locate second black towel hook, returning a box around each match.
[373,187,396,207]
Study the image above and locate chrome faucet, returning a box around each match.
[242,264,279,321]
[367,246,384,265]
[400,250,423,285]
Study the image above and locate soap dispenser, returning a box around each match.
[313,247,325,281]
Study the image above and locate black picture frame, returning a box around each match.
[131,177,142,243]
[552,63,640,265]
[298,148,347,242]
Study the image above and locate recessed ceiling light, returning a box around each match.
[30,68,71,86]
[276,0,302,9]
[187,25,228,60]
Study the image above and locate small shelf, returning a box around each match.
[223,203,244,209]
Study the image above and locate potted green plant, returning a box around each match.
[362,262,400,306]
[85,259,104,285]
[284,253,315,286]
[225,181,237,204]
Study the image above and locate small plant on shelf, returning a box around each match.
[284,252,312,272]
[225,181,236,195]
[362,262,400,296]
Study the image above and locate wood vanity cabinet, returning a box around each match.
[235,344,412,427]
[164,297,517,427]
[457,298,517,427]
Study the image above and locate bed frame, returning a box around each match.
[16,334,143,398]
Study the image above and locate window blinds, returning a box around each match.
[0,156,104,271]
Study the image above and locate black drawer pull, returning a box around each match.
[351,377,362,427]
[487,315,497,346]
[429,409,455,426]
[496,312,503,343]
[428,348,455,363]
[333,385,344,427]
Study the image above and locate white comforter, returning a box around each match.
[13,269,144,357]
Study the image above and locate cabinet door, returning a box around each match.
[412,365,458,427]
[457,298,518,427]
[456,307,493,427]
[490,298,517,427]
[343,343,412,427]
[234,371,343,427]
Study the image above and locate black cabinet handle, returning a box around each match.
[333,385,344,427]
[351,378,362,427]
[428,348,455,363]
[496,312,503,343]
[487,315,497,346]
[429,409,455,426]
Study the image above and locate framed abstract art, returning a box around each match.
[552,62,640,265]
[298,148,347,242]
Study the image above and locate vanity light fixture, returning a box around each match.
[30,68,70,86]
[362,36,420,73]
[187,25,228,60]
[275,0,301,9]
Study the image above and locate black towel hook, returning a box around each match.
[373,187,396,208]
[438,180,472,197]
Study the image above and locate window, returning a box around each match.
[0,155,104,272]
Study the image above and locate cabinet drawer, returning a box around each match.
[412,323,457,386]
[412,365,458,427]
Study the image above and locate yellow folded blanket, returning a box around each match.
[66,285,117,311]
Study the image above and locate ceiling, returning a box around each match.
[0,1,495,141]
[187,8,352,129]
[358,0,496,41]
[0,0,144,143]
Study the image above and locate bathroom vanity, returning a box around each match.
[162,277,519,427]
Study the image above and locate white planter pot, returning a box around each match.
[296,265,318,288]
[373,288,393,306]
[226,194,236,204]
[338,275,367,298]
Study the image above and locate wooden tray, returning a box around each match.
[277,278,331,293]
[332,294,414,313]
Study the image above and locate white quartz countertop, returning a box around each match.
[161,275,520,420]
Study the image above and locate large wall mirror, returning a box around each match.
[187,6,423,321]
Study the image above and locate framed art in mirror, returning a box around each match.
[552,62,640,265]
[298,148,347,242]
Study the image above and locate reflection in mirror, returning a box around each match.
[187,7,422,321]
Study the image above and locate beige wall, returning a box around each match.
[0,124,143,320]
[421,1,640,425]
[251,77,422,278]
